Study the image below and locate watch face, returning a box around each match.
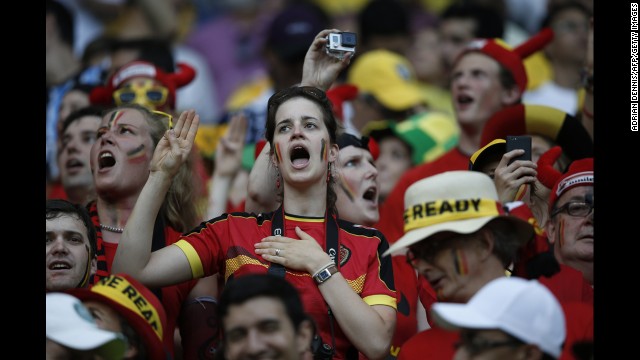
[319,270,330,281]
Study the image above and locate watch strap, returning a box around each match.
[313,264,338,285]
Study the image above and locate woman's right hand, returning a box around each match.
[151,109,200,178]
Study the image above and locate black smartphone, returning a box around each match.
[506,135,532,165]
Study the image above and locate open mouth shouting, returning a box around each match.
[362,185,378,205]
[98,151,116,170]
[289,145,310,169]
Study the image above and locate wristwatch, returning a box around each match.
[313,264,338,285]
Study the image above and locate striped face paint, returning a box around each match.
[337,174,356,202]
[274,143,282,164]
[321,139,327,162]
[452,247,468,275]
[126,144,147,164]
[558,218,565,248]
[108,110,125,129]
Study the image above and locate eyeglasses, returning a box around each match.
[113,86,169,107]
[454,331,523,356]
[151,110,173,129]
[551,201,594,218]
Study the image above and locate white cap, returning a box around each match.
[431,277,566,358]
[46,292,127,359]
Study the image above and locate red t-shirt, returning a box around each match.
[559,301,593,360]
[376,148,470,244]
[397,325,459,360]
[387,256,420,358]
[539,264,594,305]
[175,211,397,360]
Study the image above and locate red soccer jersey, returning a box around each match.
[175,211,397,360]
[376,148,470,244]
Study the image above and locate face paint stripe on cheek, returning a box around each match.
[452,248,468,275]
[275,143,282,164]
[338,179,356,202]
[321,139,327,162]
[559,218,565,248]
[126,144,147,163]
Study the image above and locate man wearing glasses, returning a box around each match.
[544,158,594,286]
[382,170,590,359]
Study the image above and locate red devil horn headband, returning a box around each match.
[515,27,554,59]
[536,146,563,189]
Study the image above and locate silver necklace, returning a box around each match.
[100,223,125,233]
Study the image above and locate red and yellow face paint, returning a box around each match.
[451,247,468,276]
[321,139,327,162]
[108,110,125,129]
[558,218,565,248]
[274,143,282,164]
[337,172,357,202]
[126,144,147,164]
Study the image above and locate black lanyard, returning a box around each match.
[267,204,340,276]
[267,204,340,359]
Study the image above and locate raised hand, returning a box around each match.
[493,150,538,203]
[151,109,200,178]
[214,113,248,178]
[301,29,354,91]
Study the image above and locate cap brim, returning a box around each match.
[383,215,533,257]
[49,328,127,358]
[470,141,506,171]
[383,217,495,257]
[375,84,423,111]
[431,302,500,331]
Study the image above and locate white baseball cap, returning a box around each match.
[46,292,127,359]
[431,277,566,358]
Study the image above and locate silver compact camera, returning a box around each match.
[325,32,357,60]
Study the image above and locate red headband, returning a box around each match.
[537,146,593,211]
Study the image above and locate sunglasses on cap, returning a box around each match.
[113,85,169,108]
[151,110,173,129]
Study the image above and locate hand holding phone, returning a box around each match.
[506,136,532,165]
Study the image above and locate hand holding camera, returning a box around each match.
[325,32,357,60]
[301,29,356,91]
